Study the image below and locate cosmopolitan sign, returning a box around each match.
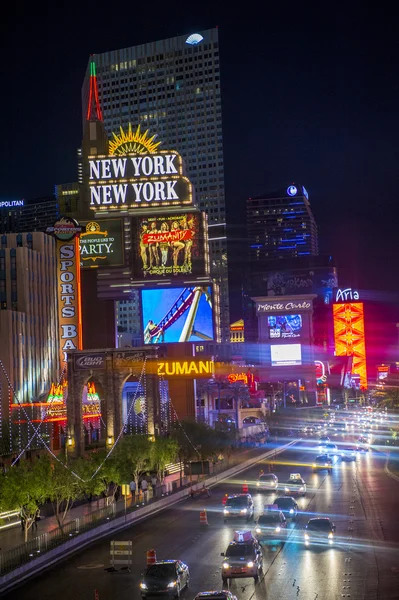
[89,151,193,209]
[256,300,312,313]
[0,200,24,208]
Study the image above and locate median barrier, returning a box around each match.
[0,438,299,593]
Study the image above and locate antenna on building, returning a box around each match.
[86,56,103,122]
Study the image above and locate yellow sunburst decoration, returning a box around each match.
[109,123,162,156]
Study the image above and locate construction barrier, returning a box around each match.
[222,494,228,505]
[146,549,157,566]
[242,481,249,493]
[199,510,208,526]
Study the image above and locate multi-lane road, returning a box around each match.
[4,436,399,600]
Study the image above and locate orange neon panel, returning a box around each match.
[333,302,367,389]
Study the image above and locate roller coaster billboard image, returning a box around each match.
[142,286,214,344]
[133,212,207,279]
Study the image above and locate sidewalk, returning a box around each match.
[0,442,280,554]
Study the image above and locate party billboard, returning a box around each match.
[79,218,124,268]
[132,212,208,279]
[142,286,214,344]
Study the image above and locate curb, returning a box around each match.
[0,439,299,593]
[384,452,399,483]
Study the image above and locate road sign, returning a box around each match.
[110,541,132,570]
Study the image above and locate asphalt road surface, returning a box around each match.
[4,436,399,600]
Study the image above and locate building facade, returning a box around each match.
[81,28,229,340]
[247,184,318,264]
[0,197,60,235]
[0,232,59,417]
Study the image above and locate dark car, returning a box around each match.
[254,511,287,545]
[221,531,263,584]
[304,517,336,547]
[140,561,190,598]
[324,443,338,455]
[223,494,254,522]
[312,454,333,473]
[194,592,237,600]
[271,496,298,519]
[340,447,357,462]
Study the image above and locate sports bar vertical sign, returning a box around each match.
[47,218,84,366]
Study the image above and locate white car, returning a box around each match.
[256,473,278,492]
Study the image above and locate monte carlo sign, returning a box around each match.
[89,151,193,210]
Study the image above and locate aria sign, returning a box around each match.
[89,151,193,210]
[335,288,360,302]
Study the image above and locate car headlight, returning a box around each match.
[222,562,230,569]
[247,561,254,568]
[167,582,177,588]
[324,463,328,466]
[224,509,229,514]
[256,527,261,533]
[256,482,260,486]
[299,486,304,491]
[285,487,290,492]
[289,509,294,514]
[240,508,247,513]
[140,583,148,590]
[275,526,281,532]
[328,532,334,539]
[304,533,309,539]
[312,463,316,467]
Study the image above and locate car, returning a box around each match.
[312,454,333,473]
[340,447,357,461]
[256,473,278,492]
[283,473,306,496]
[355,444,369,452]
[223,494,254,522]
[271,496,298,519]
[221,530,263,584]
[324,443,338,455]
[254,509,287,545]
[318,435,330,443]
[304,517,336,547]
[194,592,237,600]
[140,560,190,598]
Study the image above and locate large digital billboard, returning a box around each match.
[79,219,124,268]
[333,302,367,389]
[271,344,302,366]
[142,286,214,344]
[132,212,207,278]
[268,314,302,339]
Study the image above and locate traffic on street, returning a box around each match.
[3,406,398,600]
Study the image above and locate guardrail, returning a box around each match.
[0,438,299,588]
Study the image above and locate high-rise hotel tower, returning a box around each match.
[81,28,229,341]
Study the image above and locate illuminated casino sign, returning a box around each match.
[80,219,124,268]
[0,200,24,208]
[256,300,312,313]
[89,152,193,209]
[47,217,83,365]
[335,288,360,302]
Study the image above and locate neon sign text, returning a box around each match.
[335,288,359,302]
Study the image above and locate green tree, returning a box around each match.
[0,459,51,542]
[379,387,399,409]
[47,459,82,530]
[114,435,153,491]
[150,436,178,482]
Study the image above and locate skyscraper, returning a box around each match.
[81,27,229,341]
[247,184,318,264]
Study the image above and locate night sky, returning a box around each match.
[1,3,398,352]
